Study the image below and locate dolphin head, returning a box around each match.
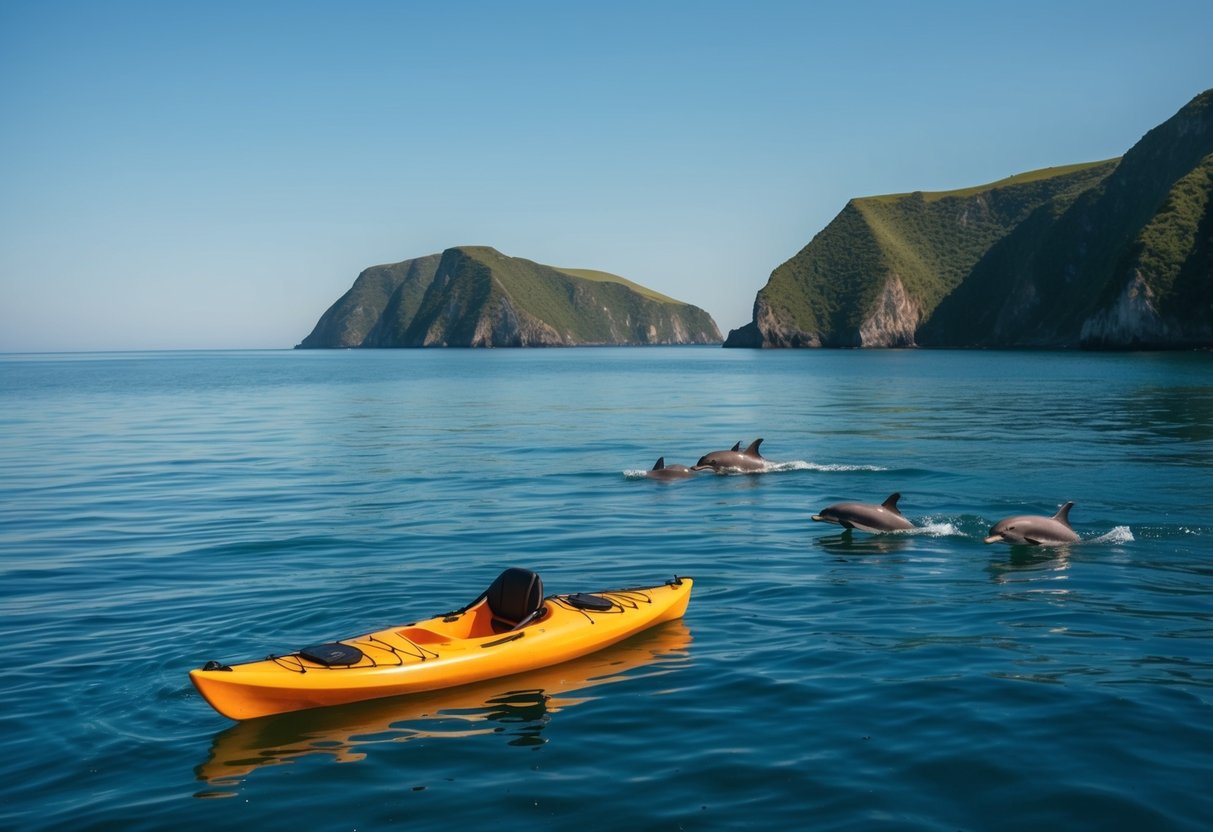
[983,517,1033,545]
[693,441,738,470]
[811,506,845,525]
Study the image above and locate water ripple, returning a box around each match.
[2,349,1211,832]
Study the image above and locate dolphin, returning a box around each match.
[693,439,768,474]
[645,457,697,481]
[984,502,1080,545]
[811,492,915,533]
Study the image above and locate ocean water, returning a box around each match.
[1,347,1211,831]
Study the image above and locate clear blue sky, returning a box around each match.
[2,0,1210,351]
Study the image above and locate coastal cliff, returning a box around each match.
[726,89,1213,349]
[298,246,721,348]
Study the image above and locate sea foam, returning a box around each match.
[1088,525,1135,544]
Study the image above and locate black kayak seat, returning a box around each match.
[485,567,545,632]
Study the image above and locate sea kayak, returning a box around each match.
[190,569,693,720]
[196,621,693,784]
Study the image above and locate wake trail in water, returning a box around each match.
[819,522,965,538]
[903,521,965,538]
[770,460,888,473]
[1088,525,1135,544]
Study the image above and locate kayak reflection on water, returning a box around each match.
[194,621,693,792]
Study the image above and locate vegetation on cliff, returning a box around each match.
[725,161,1117,347]
[728,89,1213,349]
[923,89,1213,348]
[298,246,720,348]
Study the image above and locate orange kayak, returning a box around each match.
[190,570,693,720]
[196,620,693,785]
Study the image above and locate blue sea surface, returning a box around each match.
[1,348,1211,831]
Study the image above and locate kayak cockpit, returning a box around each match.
[396,626,452,645]
[401,567,548,641]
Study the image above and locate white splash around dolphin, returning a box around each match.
[903,520,965,538]
[1088,526,1135,544]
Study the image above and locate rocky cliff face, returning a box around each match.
[728,89,1213,350]
[297,254,441,349]
[1079,271,1171,345]
[857,275,919,347]
[297,246,721,348]
[725,161,1117,348]
[923,89,1213,348]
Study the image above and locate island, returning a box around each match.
[298,246,721,348]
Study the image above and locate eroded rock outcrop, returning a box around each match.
[858,276,919,347]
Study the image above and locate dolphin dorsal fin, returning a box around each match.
[730,442,741,452]
[1053,501,1075,527]
[743,438,764,458]
[882,492,903,514]
[653,457,666,470]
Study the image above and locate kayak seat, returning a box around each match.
[485,567,545,632]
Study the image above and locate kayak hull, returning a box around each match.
[190,577,692,720]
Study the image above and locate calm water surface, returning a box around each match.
[1,348,1211,831]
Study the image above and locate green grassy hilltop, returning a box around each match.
[298,247,720,348]
[728,89,1213,349]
